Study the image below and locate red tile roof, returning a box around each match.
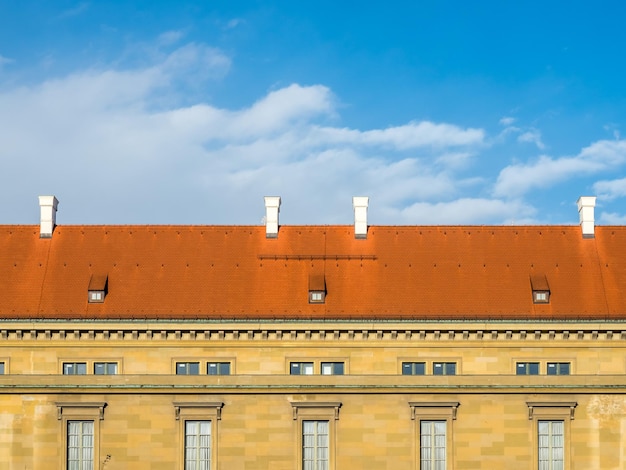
[0,224,625,320]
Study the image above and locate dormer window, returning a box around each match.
[88,274,108,303]
[309,291,325,303]
[308,273,326,304]
[533,291,550,303]
[530,275,550,304]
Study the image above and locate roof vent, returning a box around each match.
[577,196,596,238]
[353,196,369,239]
[264,196,281,238]
[38,195,59,238]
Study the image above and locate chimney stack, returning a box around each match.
[264,196,281,238]
[353,196,369,239]
[577,196,596,238]
[39,195,59,238]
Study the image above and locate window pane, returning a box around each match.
[538,420,564,470]
[421,420,446,470]
[67,421,94,470]
[185,421,211,470]
[303,420,329,470]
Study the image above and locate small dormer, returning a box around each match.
[530,275,550,304]
[88,274,108,303]
[308,274,326,304]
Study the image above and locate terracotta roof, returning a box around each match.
[0,224,625,320]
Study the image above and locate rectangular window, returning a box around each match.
[184,420,211,470]
[94,362,118,375]
[0,362,4,374]
[516,362,540,375]
[547,363,570,375]
[63,363,87,375]
[291,362,314,375]
[420,420,446,470]
[402,362,426,375]
[177,362,200,375]
[207,362,231,375]
[538,420,564,470]
[321,362,344,375]
[433,362,456,376]
[67,420,94,470]
[303,420,329,470]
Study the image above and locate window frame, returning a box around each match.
[527,401,576,470]
[62,362,87,375]
[94,362,118,375]
[56,402,106,470]
[320,362,344,376]
[547,362,571,375]
[176,361,201,375]
[291,402,341,470]
[432,362,456,376]
[409,402,459,470]
[207,362,231,376]
[516,362,540,375]
[173,402,223,470]
[290,362,315,375]
[402,362,426,376]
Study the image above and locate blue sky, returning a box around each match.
[1,1,626,225]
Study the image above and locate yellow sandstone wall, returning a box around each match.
[1,320,626,469]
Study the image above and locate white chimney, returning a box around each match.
[577,196,596,238]
[264,196,281,238]
[353,196,369,239]
[39,195,59,238]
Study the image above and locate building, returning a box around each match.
[1,194,626,469]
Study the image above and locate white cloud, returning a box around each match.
[0,55,14,69]
[499,116,515,126]
[56,2,89,19]
[517,129,545,150]
[2,36,600,226]
[390,198,536,224]
[494,140,626,197]
[593,178,626,201]
[599,212,626,224]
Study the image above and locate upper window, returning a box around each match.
[177,362,200,375]
[321,362,344,375]
[0,362,4,374]
[94,362,118,375]
[63,363,87,375]
[433,362,456,376]
[291,362,314,375]
[207,362,231,375]
[516,362,539,375]
[402,362,426,375]
[547,363,570,375]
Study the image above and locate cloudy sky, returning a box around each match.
[1,1,626,226]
